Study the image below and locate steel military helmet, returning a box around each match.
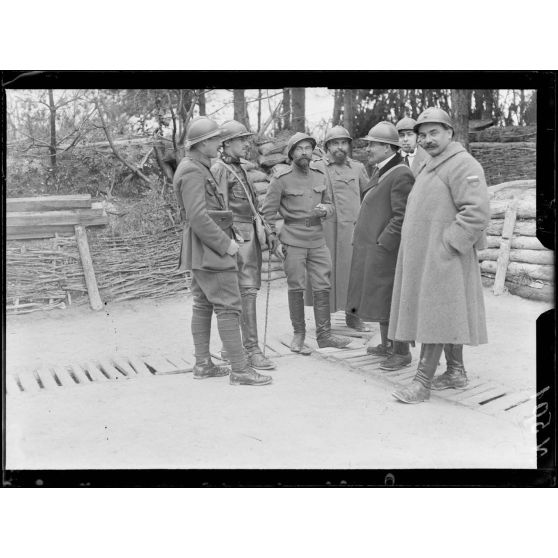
[414,108,454,132]
[220,120,254,144]
[286,132,317,160]
[324,125,352,148]
[395,117,418,132]
[362,121,400,147]
[185,117,222,149]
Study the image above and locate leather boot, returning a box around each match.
[288,290,311,355]
[345,312,371,332]
[313,290,351,349]
[367,322,393,356]
[217,312,272,386]
[379,341,412,371]
[392,343,444,403]
[241,291,276,370]
[432,344,468,390]
[193,359,229,379]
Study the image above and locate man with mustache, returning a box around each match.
[306,126,370,332]
[211,120,277,371]
[174,117,272,386]
[395,117,430,176]
[262,132,352,354]
[346,121,415,371]
[390,108,490,403]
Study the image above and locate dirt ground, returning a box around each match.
[5,279,552,470]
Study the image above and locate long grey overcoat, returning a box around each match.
[345,153,414,322]
[388,142,490,345]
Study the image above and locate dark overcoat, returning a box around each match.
[388,142,490,345]
[346,153,414,322]
[173,150,237,273]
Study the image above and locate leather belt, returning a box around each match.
[284,216,321,227]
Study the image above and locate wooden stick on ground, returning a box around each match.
[74,225,103,310]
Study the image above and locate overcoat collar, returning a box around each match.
[424,141,466,172]
[187,148,212,169]
[378,151,403,177]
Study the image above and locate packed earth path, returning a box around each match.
[5,279,551,469]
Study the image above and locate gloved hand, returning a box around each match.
[226,239,240,256]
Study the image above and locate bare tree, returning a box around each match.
[198,90,206,116]
[450,89,472,151]
[233,89,250,128]
[282,88,291,130]
[291,88,306,132]
[332,89,343,126]
[343,89,356,138]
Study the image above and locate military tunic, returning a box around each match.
[173,149,241,313]
[211,156,262,289]
[305,154,369,310]
[262,162,334,292]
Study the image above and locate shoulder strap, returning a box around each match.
[191,159,226,210]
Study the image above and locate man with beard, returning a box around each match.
[262,132,352,354]
[211,120,277,371]
[390,108,489,403]
[395,117,430,176]
[174,117,272,386]
[346,121,415,371]
[305,126,370,332]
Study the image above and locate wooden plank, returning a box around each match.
[7,225,77,240]
[163,354,194,373]
[126,355,154,376]
[5,374,22,396]
[458,386,506,405]
[52,365,80,387]
[83,361,110,382]
[97,358,127,380]
[493,202,517,295]
[75,225,103,311]
[485,235,546,250]
[480,391,534,413]
[446,381,495,402]
[17,371,42,393]
[7,195,92,213]
[35,366,60,390]
[111,355,138,377]
[142,355,182,375]
[68,362,92,385]
[7,208,107,227]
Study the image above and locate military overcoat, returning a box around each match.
[346,153,414,322]
[388,142,490,345]
[304,155,369,310]
[173,150,237,272]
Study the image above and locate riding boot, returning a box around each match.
[191,305,229,379]
[379,341,412,371]
[392,343,444,403]
[313,290,351,349]
[288,290,311,355]
[217,312,272,386]
[345,311,371,332]
[432,344,468,390]
[367,322,393,356]
[240,290,276,370]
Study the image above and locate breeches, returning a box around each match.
[190,269,242,315]
[283,244,331,292]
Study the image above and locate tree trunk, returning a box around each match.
[48,89,57,169]
[257,89,262,132]
[450,89,471,151]
[409,89,417,118]
[343,89,356,139]
[291,88,306,132]
[482,89,494,120]
[198,90,206,116]
[282,88,291,130]
[472,90,483,120]
[332,89,343,126]
[233,89,250,128]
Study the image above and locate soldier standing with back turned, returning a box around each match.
[174,117,272,386]
[262,132,352,354]
[211,120,277,371]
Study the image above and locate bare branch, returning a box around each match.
[94,95,157,191]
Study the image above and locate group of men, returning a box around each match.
[173,106,490,404]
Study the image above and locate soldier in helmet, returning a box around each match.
[262,132,352,354]
[395,117,430,176]
[346,121,415,371]
[390,108,490,403]
[305,126,370,332]
[211,120,277,371]
[173,117,272,386]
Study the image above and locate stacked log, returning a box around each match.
[477,180,553,301]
